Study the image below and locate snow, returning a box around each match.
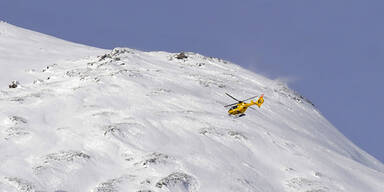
[0,21,107,89]
[0,22,383,192]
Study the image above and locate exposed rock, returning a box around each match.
[156,172,198,192]
[138,152,171,167]
[9,115,28,124]
[8,81,19,88]
[175,52,188,60]
[44,150,90,162]
[4,177,35,192]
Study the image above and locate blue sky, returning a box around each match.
[1,0,383,162]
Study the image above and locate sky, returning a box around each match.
[0,0,383,162]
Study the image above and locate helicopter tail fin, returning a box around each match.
[255,94,264,108]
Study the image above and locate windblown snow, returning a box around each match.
[0,21,383,192]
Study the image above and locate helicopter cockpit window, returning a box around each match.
[231,106,237,110]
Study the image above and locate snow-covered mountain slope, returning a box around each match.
[0,23,383,192]
[0,21,107,89]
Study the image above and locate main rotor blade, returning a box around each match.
[248,106,256,110]
[224,102,238,107]
[225,93,240,102]
[242,95,258,102]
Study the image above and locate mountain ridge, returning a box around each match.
[0,21,107,89]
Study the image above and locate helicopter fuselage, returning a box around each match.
[228,102,253,115]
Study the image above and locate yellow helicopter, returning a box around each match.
[224,93,264,117]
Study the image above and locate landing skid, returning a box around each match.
[229,113,246,118]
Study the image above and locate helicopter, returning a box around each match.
[224,93,264,117]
